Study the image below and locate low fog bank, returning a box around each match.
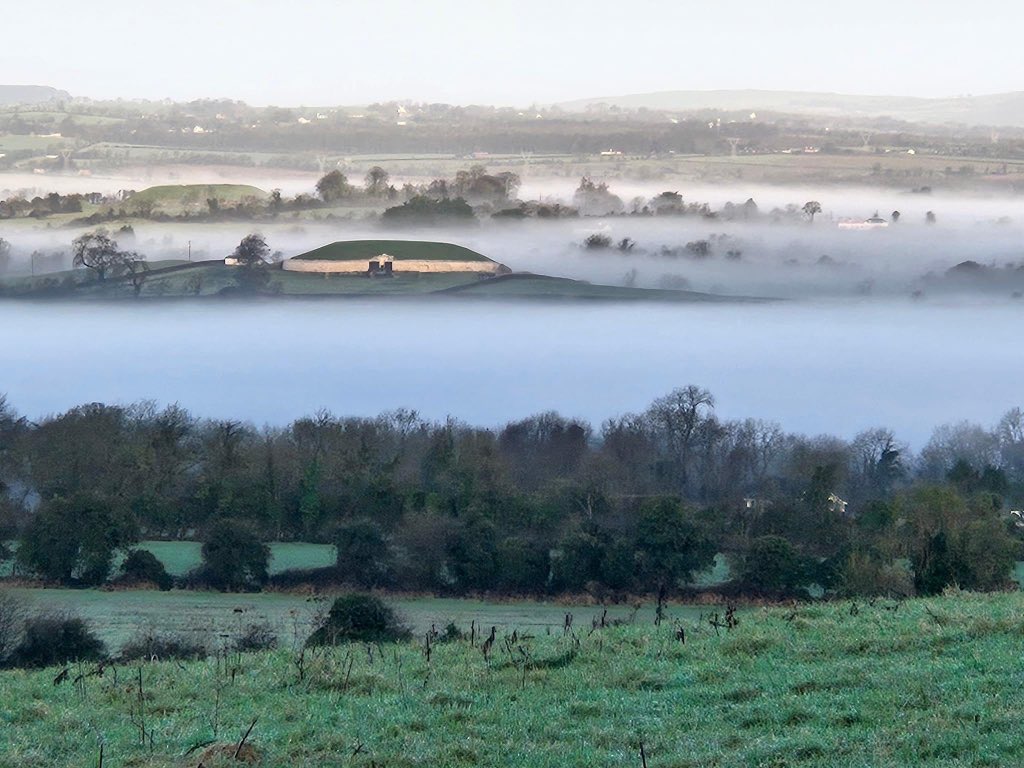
[1,299,1020,448]
[2,179,1024,299]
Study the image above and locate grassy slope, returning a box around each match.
[293,240,491,262]
[444,273,743,302]
[129,184,268,209]
[4,264,736,301]
[2,592,1024,766]
[0,262,484,298]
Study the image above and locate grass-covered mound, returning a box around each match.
[293,239,491,262]
[129,184,268,210]
[5,592,1024,766]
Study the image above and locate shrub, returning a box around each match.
[440,622,465,643]
[8,615,105,668]
[306,594,411,646]
[839,551,914,597]
[583,233,612,249]
[196,520,270,592]
[740,536,808,594]
[118,549,173,591]
[119,630,206,662]
[232,622,278,652]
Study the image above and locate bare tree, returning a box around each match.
[645,385,715,493]
[72,232,132,281]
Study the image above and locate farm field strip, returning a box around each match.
[2,593,1024,766]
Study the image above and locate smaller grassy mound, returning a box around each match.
[129,184,268,211]
[294,240,491,262]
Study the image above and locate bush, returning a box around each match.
[118,549,173,591]
[583,233,612,249]
[440,622,465,643]
[8,615,105,668]
[120,630,206,662]
[306,594,411,646]
[232,622,278,652]
[196,520,270,592]
[839,551,914,597]
[740,536,808,594]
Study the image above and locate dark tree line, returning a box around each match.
[0,390,1021,597]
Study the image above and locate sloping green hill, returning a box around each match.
[294,240,491,262]
[129,184,268,211]
[443,273,743,301]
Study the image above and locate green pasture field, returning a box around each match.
[0,135,70,152]
[2,592,1024,766]
[1,551,729,649]
[10,112,128,126]
[134,541,337,578]
[5,589,665,651]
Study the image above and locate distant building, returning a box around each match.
[827,493,849,516]
[742,497,772,516]
[838,215,889,230]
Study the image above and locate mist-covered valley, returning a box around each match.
[2,176,1022,444]
[2,175,1024,299]
[2,296,1020,449]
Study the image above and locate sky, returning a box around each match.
[2,0,1021,106]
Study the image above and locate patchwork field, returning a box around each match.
[2,592,1023,767]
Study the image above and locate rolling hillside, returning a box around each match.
[0,85,70,105]
[559,89,1024,127]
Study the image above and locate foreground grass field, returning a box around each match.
[2,591,1023,767]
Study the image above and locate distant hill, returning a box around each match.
[557,89,1024,128]
[129,184,268,213]
[0,85,71,105]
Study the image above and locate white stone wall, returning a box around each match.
[282,259,505,274]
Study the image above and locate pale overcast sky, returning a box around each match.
[1,0,1020,106]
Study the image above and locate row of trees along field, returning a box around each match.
[0,388,1021,598]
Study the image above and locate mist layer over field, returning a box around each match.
[3,179,1023,299]
[2,298,1020,447]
